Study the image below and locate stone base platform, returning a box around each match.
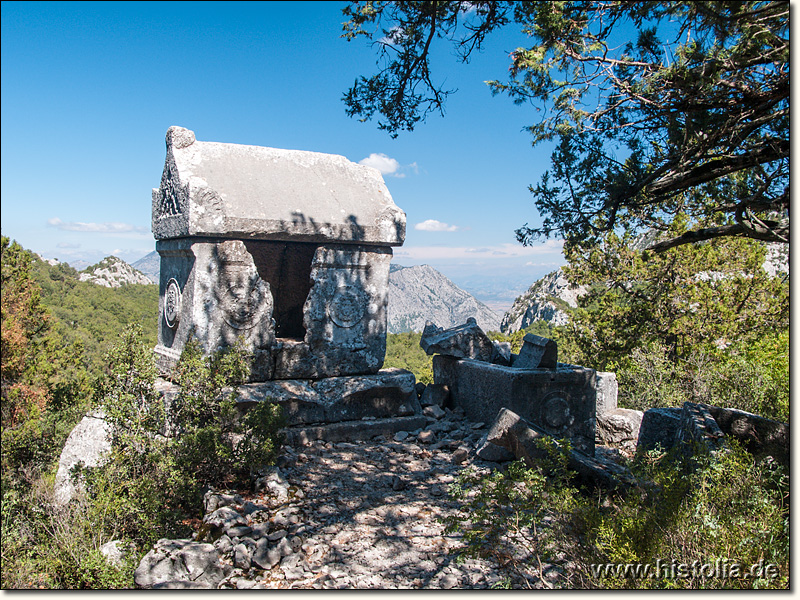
[283,415,428,446]
[234,368,419,426]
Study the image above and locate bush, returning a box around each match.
[384,332,433,383]
[618,330,788,422]
[444,440,788,589]
[86,327,285,550]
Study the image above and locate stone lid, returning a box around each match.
[152,127,406,245]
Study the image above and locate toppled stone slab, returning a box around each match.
[53,410,112,506]
[234,369,419,425]
[512,334,557,369]
[675,402,727,457]
[595,372,618,416]
[708,405,789,467]
[596,408,643,449]
[420,318,495,362]
[478,408,635,490]
[434,355,596,455]
[283,415,428,446]
[134,539,231,589]
[637,407,682,452]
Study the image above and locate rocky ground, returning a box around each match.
[137,406,566,589]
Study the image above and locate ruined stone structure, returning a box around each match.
[152,126,406,382]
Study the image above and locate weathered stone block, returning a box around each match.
[637,407,681,452]
[283,415,428,446]
[707,405,789,467]
[420,318,495,362]
[154,240,393,380]
[513,333,557,369]
[595,371,618,416]
[433,355,596,455]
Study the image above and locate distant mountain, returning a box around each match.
[79,256,154,288]
[500,267,586,333]
[131,251,160,283]
[388,264,502,334]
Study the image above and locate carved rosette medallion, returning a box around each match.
[328,286,367,328]
[541,393,573,432]
[221,275,270,330]
[164,278,181,329]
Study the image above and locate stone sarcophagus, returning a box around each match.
[152,126,406,381]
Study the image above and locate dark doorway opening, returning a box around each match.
[244,240,318,340]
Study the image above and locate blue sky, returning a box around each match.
[1,1,566,311]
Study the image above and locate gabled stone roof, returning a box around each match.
[152,127,406,246]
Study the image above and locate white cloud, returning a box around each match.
[359,153,402,176]
[47,217,148,235]
[415,219,459,232]
[396,241,564,261]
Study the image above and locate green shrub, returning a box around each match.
[617,330,788,422]
[85,327,284,551]
[384,332,433,383]
[445,440,788,589]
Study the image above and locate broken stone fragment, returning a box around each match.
[479,408,636,490]
[596,408,644,448]
[490,340,512,366]
[419,318,495,362]
[708,405,789,467]
[512,333,557,369]
[419,383,449,407]
[595,371,618,416]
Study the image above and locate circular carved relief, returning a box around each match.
[164,278,181,329]
[221,276,270,330]
[542,394,572,432]
[328,286,367,328]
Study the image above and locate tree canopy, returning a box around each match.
[342,1,789,252]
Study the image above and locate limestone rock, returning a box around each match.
[79,256,154,288]
[134,539,230,589]
[419,318,495,362]
[53,411,112,505]
[512,334,557,369]
[500,268,587,332]
[387,264,501,334]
